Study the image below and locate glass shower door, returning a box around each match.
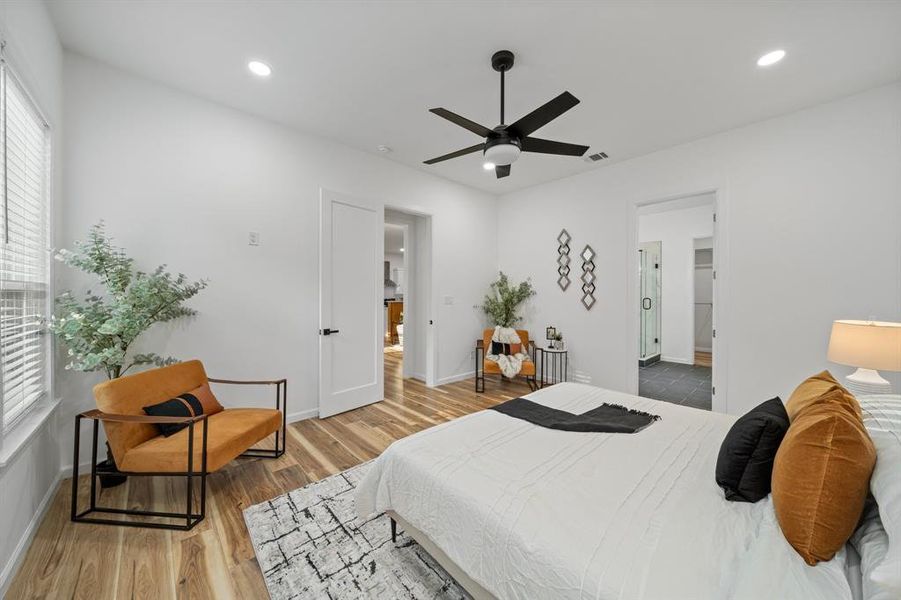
[639,241,661,363]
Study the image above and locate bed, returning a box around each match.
[356,382,860,599]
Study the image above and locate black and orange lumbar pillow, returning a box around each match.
[143,383,224,437]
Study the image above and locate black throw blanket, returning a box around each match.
[490,397,660,433]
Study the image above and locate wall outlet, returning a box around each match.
[443,295,454,305]
[248,231,260,246]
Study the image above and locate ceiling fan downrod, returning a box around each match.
[492,50,515,126]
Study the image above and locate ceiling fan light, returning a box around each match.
[484,143,521,166]
[482,162,495,171]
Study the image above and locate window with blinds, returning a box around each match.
[0,61,51,431]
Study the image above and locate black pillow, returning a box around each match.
[491,341,512,355]
[715,397,789,503]
[143,395,204,437]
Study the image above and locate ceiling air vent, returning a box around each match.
[584,151,609,163]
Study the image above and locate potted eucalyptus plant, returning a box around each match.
[480,271,536,327]
[50,222,207,486]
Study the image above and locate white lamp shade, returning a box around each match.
[484,143,521,166]
[827,320,901,372]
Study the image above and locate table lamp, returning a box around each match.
[827,320,901,395]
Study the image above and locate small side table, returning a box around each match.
[536,347,568,388]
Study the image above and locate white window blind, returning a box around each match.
[0,60,51,431]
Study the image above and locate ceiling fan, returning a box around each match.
[424,50,589,179]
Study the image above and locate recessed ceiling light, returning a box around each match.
[248,60,272,77]
[756,49,785,67]
[377,145,392,153]
[482,162,495,171]
[399,248,404,252]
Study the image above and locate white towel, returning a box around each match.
[486,326,530,378]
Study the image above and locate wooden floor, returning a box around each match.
[7,352,530,599]
[694,351,712,367]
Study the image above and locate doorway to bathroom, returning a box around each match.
[636,193,716,410]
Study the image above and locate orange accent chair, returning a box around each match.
[71,360,286,530]
[475,329,537,392]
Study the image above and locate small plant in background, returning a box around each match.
[50,222,208,379]
[481,271,536,327]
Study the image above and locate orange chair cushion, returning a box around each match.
[94,360,211,464]
[120,408,281,473]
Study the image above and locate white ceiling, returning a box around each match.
[47,1,901,194]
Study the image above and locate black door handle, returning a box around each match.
[320,328,340,336]
[642,298,652,310]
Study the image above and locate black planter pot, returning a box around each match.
[97,442,128,489]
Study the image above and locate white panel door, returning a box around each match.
[319,188,384,417]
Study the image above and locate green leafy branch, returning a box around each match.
[50,222,207,379]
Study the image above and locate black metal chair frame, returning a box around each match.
[71,378,287,531]
[474,338,538,393]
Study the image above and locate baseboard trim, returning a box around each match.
[661,356,694,365]
[694,347,712,353]
[0,472,62,598]
[287,407,318,423]
[437,371,475,386]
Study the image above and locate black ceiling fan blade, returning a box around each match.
[423,143,485,165]
[495,164,511,178]
[429,108,494,138]
[508,91,580,137]
[522,137,589,157]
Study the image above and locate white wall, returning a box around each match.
[498,83,901,415]
[58,54,498,469]
[638,201,714,363]
[0,2,63,595]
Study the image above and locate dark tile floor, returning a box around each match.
[639,360,712,410]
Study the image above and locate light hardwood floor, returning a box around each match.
[694,351,712,368]
[6,351,531,599]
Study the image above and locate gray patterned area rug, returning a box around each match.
[243,461,469,599]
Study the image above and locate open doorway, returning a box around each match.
[383,208,433,389]
[636,193,715,410]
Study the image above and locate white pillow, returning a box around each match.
[850,499,893,600]
[857,394,901,594]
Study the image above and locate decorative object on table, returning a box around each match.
[73,360,287,530]
[475,328,537,392]
[557,229,572,290]
[580,244,596,310]
[546,326,557,348]
[480,271,535,327]
[50,221,208,380]
[536,347,568,388]
[827,320,901,395]
[244,461,467,600]
[553,331,565,350]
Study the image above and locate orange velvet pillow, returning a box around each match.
[784,370,860,421]
[509,343,522,355]
[772,390,876,565]
[185,382,224,415]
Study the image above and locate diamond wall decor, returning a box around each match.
[557,229,571,290]
[580,244,596,310]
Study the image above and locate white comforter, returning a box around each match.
[356,383,854,600]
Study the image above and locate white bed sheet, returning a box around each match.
[356,383,854,600]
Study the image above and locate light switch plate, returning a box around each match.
[443,295,454,305]
[248,231,260,246]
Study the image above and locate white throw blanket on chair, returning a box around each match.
[486,326,529,378]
